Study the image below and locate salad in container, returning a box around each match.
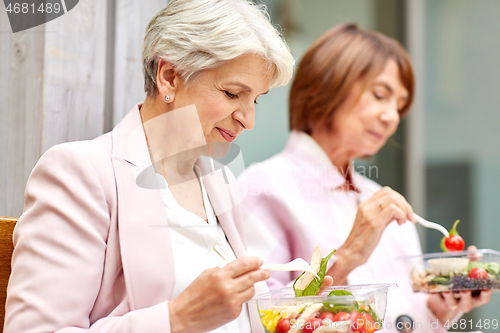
[250,284,396,333]
[400,220,500,293]
[249,246,396,333]
[400,249,500,293]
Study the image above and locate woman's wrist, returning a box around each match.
[169,298,193,333]
[168,298,181,333]
[327,247,359,285]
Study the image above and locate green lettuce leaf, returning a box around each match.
[293,249,336,297]
[328,290,353,296]
[293,272,306,297]
[467,261,500,275]
[321,303,358,313]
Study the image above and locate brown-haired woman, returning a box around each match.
[239,23,491,332]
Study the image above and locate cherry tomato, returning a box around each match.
[468,267,488,279]
[319,312,335,321]
[276,318,291,333]
[444,235,465,252]
[334,311,351,322]
[303,318,323,333]
[361,312,377,333]
[350,311,362,332]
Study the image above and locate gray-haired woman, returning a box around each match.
[4,0,294,332]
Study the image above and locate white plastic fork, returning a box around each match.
[363,187,450,238]
[414,214,449,238]
[261,258,320,279]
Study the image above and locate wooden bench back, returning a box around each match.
[0,217,17,332]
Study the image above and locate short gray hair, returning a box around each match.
[142,0,294,96]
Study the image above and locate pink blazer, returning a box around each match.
[4,105,267,333]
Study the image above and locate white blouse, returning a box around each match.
[155,169,251,333]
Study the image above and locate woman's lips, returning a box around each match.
[368,130,384,141]
[216,127,236,142]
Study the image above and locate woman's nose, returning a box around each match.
[380,101,400,126]
[234,103,255,130]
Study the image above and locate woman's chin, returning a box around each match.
[207,141,232,158]
[357,146,383,158]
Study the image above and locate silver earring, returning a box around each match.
[165,95,170,101]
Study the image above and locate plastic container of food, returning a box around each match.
[248,284,396,333]
[400,249,500,293]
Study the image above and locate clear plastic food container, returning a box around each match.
[400,249,500,293]
[248,284,396,333]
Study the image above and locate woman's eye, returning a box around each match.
[224,91,238,99]
[373,91,384,100]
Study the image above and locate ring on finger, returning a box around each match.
[379,200,383,209]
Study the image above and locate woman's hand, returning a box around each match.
[428,290,492,324]
[168,256,270,333]
[327,187,416,284]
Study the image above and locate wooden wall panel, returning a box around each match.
[0,0,108,217]
[42,0,108,151]
[0,0,168,217]
[113,0,167,125]
[0,5,45,218]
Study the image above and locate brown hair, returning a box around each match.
[289,23,415,134]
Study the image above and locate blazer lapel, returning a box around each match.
[197,158,267,333]
[196,158,247,258]
[111,105,176,310]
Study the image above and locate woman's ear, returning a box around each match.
[156,58,178,103]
